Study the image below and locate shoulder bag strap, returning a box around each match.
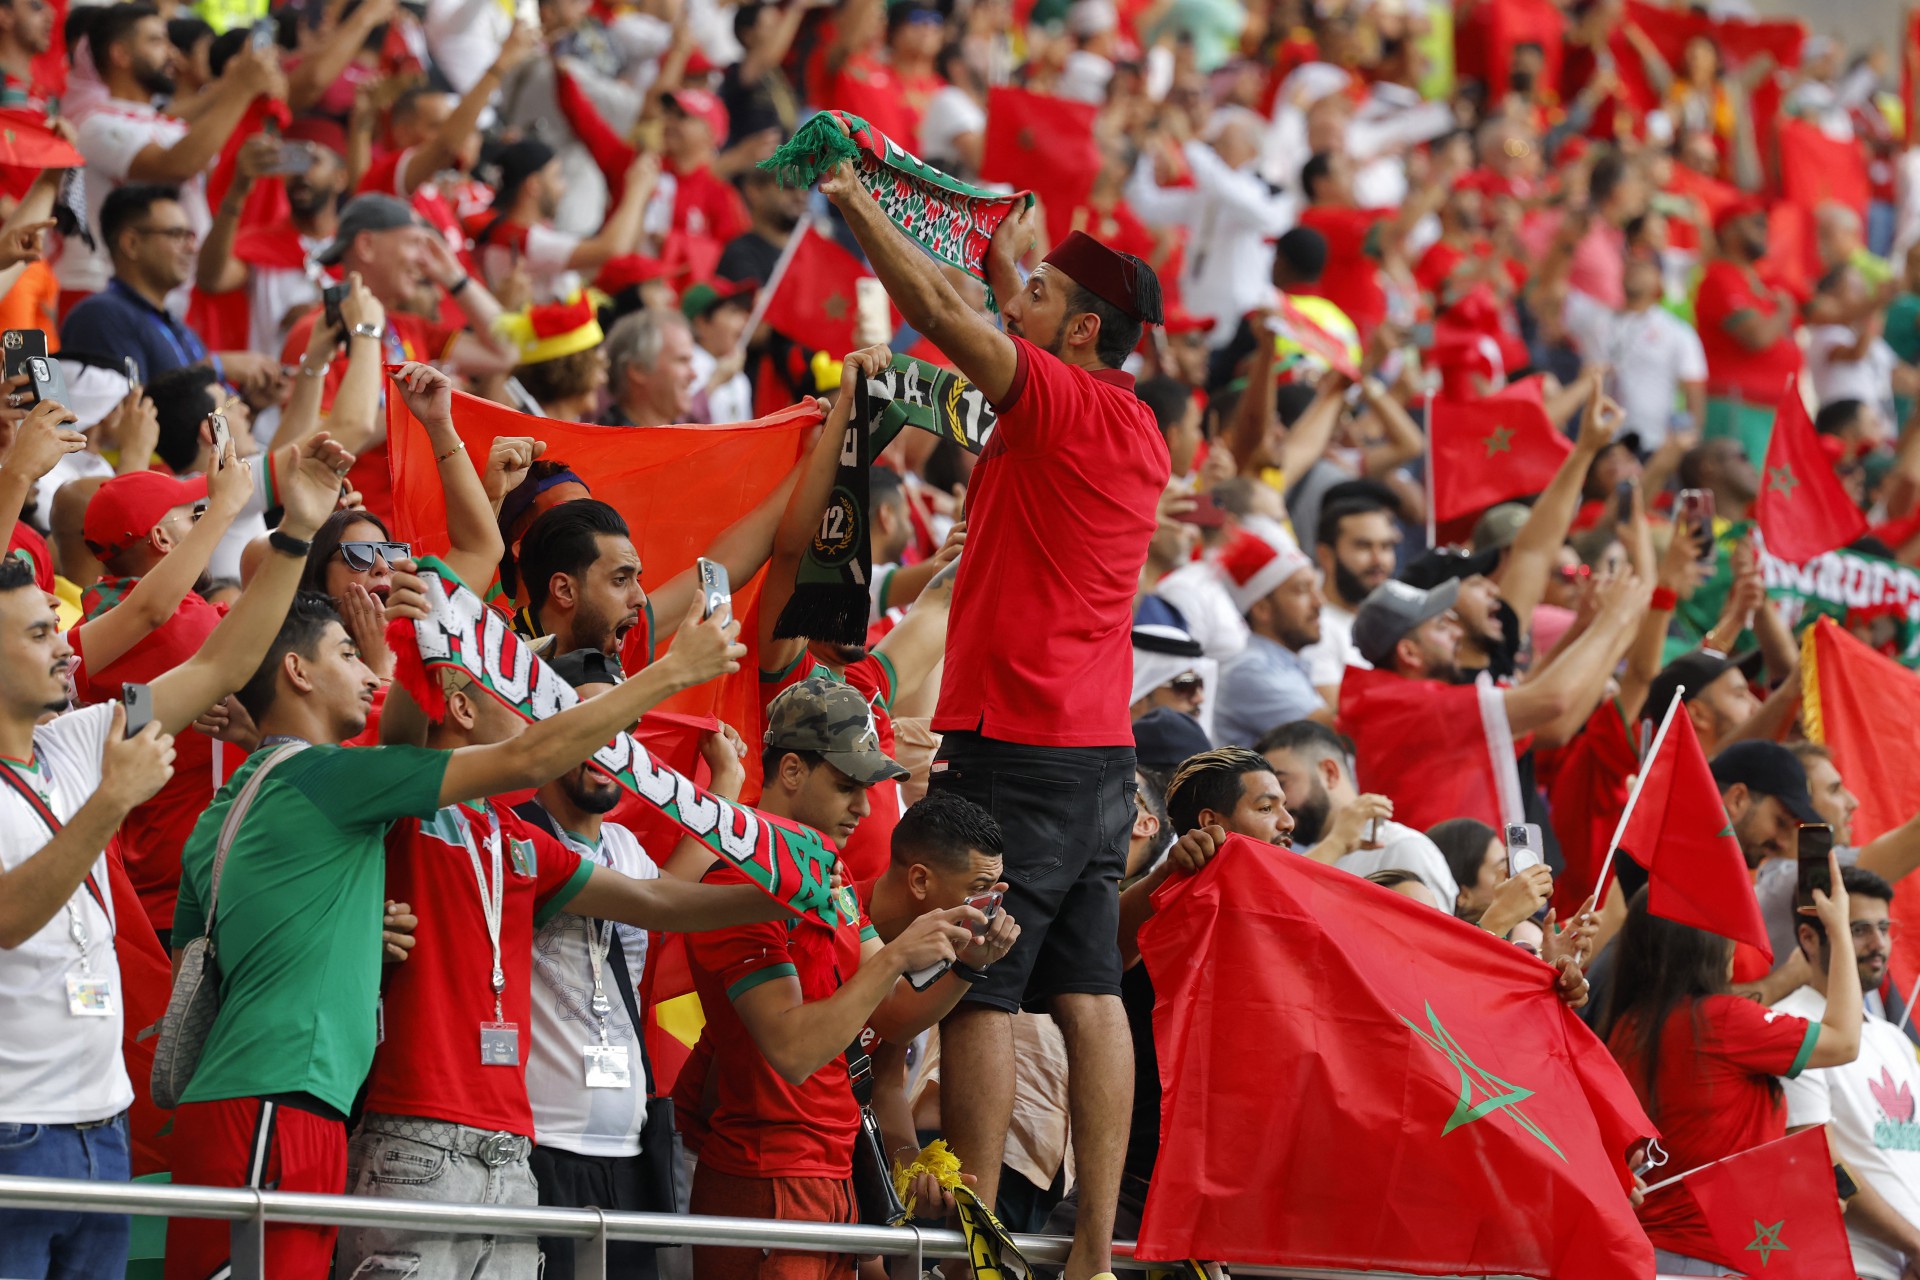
[203,742,309,936]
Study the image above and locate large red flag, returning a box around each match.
[1755,375,1868,564]
[1429,377,1571,527]
[981,86,1101,246]
[1618,705,1772,963]
[1338,666,1516,832]
[761,223,872,357]
[1136,836,1657,1278]
[1778,119,1873,222]
[1674,1128,1852,1277]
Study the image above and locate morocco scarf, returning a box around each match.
[773,355,997,643]
[390,557,848,928]
[759,110,1030,287]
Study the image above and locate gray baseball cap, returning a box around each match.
[763,675,909,786]
[317,194,421,266]
[1352,577,1460,669]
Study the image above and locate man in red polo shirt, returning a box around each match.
[1695,202,1805,465]
[820,147,1168,1280]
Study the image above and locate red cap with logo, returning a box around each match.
[84,471,208,559]
[667,89,730,143]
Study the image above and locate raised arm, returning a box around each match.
[1503,383,1622,633]
[386,362,504,589]
[0,402,87,554]
[648,442,812,628]
[400,24,538,196]
[870,573,952,707]
[196,135,281,294]
[287,0,398,113]
[126,50,283,184]
[566,154,660,271]
[1501,571,1648,739]
[1274,369,1351,482]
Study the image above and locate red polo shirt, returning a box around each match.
[1694,259,1803,404]
[932,336,1168,747]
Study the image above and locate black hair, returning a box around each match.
[1136,375,1194,436]
[0,554,35,593]
[1165,746,1272,836]
[869,464,906,509]
[148,365,221,472]
[1064,266,1155,369]
[1596,886,1745,1120]
[235,590,343,722]
[1254,719,1353,772]
[891,791,1004,872]
[207,26,245,77]
[1816,262,1850,296]
[1589,151,1628,207]
[1275,381,1318,427]
[300,508,392,598]
[517,499,629,614]
[391,86,443,127]
[1315,495,1392,551]
[89,3,157,60]
[1273,226,1329,284]
[1300,151,1335,203]
[1428,817,1498,902]
[165,15,212,55]
[731,0,763,44]
[1797,866,1895,949]
[1623,212,1652,245]
[1814,398,1865,436]
[760,744,823,783]
[99,183,182,262]
[65,3,100,59]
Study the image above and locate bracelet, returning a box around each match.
[350,322,382,340]
[268,529,312,558]
[951,962,989,983]
[436,441,467,463]
[446,275,471,296]
[1650,586,1678,612]
[298,360,331,379]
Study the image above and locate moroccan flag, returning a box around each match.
[1672,1128,1852,1277]
[1136,836,1657,1278]
[981,86,1101,246]
[760,223,871,359]
[1755,375,1867,564]
[384,377,817,758]
[1803,617,1920,993]
[1474,0,1564,102]
[1779,119,1872,221]
[1429,377,1571,528]
[1617,706,1771,963]
[1338,666,1520,832]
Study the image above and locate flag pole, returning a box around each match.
[1593,685,1686,906]
[1642,1146,1737,1196]
[733,208,812,362]
[1422,385,1437,548]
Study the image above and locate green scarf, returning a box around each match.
[773,355,996,645]
[390,557,848,928]
[760,111,1030,288]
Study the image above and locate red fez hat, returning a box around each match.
[1041,230,1165,326]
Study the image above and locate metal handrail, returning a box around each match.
[0,1175,1681,1280]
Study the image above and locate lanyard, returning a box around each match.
[463,804,507,1021]
[114,281,203,368]
[1,759,112,961]
[584,916,614,1045]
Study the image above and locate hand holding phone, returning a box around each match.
[322,283,349,338]
[121,683,154,738]
[697,557,732,626]
[24,355,66,409]
[963,890,1002,940]
[206,411,232,464]
[1678,488,1716,567]
[1796,823,1834,906]
[1505,822,1545,876]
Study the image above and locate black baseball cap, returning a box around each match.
[551,648,624,690]
[1642,649,1765,723]
[1397,546,1501,591]
[1709,740,1821,823]
[1133,707,1212,770]
[491,138,558,208]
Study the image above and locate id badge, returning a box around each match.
[66,973,114,1017]
[479,1021,520,1066]
[583,1043,633,1089]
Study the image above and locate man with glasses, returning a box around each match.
[61,183,277,391]
[1775,868,1920,1280]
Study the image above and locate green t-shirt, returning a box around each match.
[172,743,450,1113]
[1885,293,1920,367]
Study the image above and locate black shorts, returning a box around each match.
[928,732,1136,1013]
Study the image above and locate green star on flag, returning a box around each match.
[1482,425,1514,457]
[1746,1218,1789,1265]
[1767,465,1799,498]
[1400,1003,1566,1160]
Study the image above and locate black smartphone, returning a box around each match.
[322,282,349,335]
[121,683,154,738]
[696,556,731,625]
[3,327,46,386]
[24,355,66,409]
[964,890,1002,939]
[1615,478,1633,525]
[1797,823,1834,902]
[1678,488,1716,567]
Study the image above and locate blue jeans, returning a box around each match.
[0,1112,131,1279]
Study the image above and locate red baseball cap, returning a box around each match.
[667,89,730,143]
[84,471,208,559]
[1161,305,1215,336]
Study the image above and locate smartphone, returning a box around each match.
[322,282,349,335]
[121,683,154,738]
[24,355,66,409]
[269,143,314,177]
[964,890,1002,940]
[696,557,731,625]
[1174,493,1226,527]
[207,411,232,463]
[2,327,46,385]
[249,17,277,52]
[1677,488,1716,567]
[1797,823,1834,903]
[1615,478,1633,525]
[1506,822,1545,875]
[1366,815,1381,847]
[123,356,140,398]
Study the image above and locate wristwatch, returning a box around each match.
[350,322,382,341]
[268,530,312,558]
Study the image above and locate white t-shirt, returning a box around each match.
[527,819,657,1158]
[480,222,584,305]
[0,703,133,1124]
[423,0,512,95]
[247,237,328,358]
[920,85,987,171]
[1562,292,1706,449]
[1776,986,1920,1280]
[1300,600,1365,689]
[1807,324,1899,422]
[688,343,751,426]
[66,102,210,302]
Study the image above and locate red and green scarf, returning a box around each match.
[760,110,1029,287]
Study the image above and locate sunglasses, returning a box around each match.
[1169,672,1205,694]
[1556,563,1592,583]
[335,540,410,572]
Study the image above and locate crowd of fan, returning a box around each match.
[1,0,1920,1276]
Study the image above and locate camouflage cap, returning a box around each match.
[763,675,909,786]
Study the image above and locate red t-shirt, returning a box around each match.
[69,583,226,930]
[686,863,877,1179]
[663,160,749,249]
[1694,260,1803,404]
[933,337,1168,747]
[822,55,942,153]
[366,802,590,1135]
[281,309,461,526]
[6,520,51,589]
[760,650,900,888]
[1608,995,1818,1261]
[1297,206,1391,342]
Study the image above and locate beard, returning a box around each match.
[562,767,622,815]
[769,206,801,233]
[1288,777,1333,847]
[135,60,176,96]
[287,185,338,218]
[1331,559,1374,607]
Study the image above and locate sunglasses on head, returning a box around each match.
[335,540,410,572]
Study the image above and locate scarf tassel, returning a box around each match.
[761,112,865,188]
[771,586,871,646]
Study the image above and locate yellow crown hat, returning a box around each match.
[494,290,605,366]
